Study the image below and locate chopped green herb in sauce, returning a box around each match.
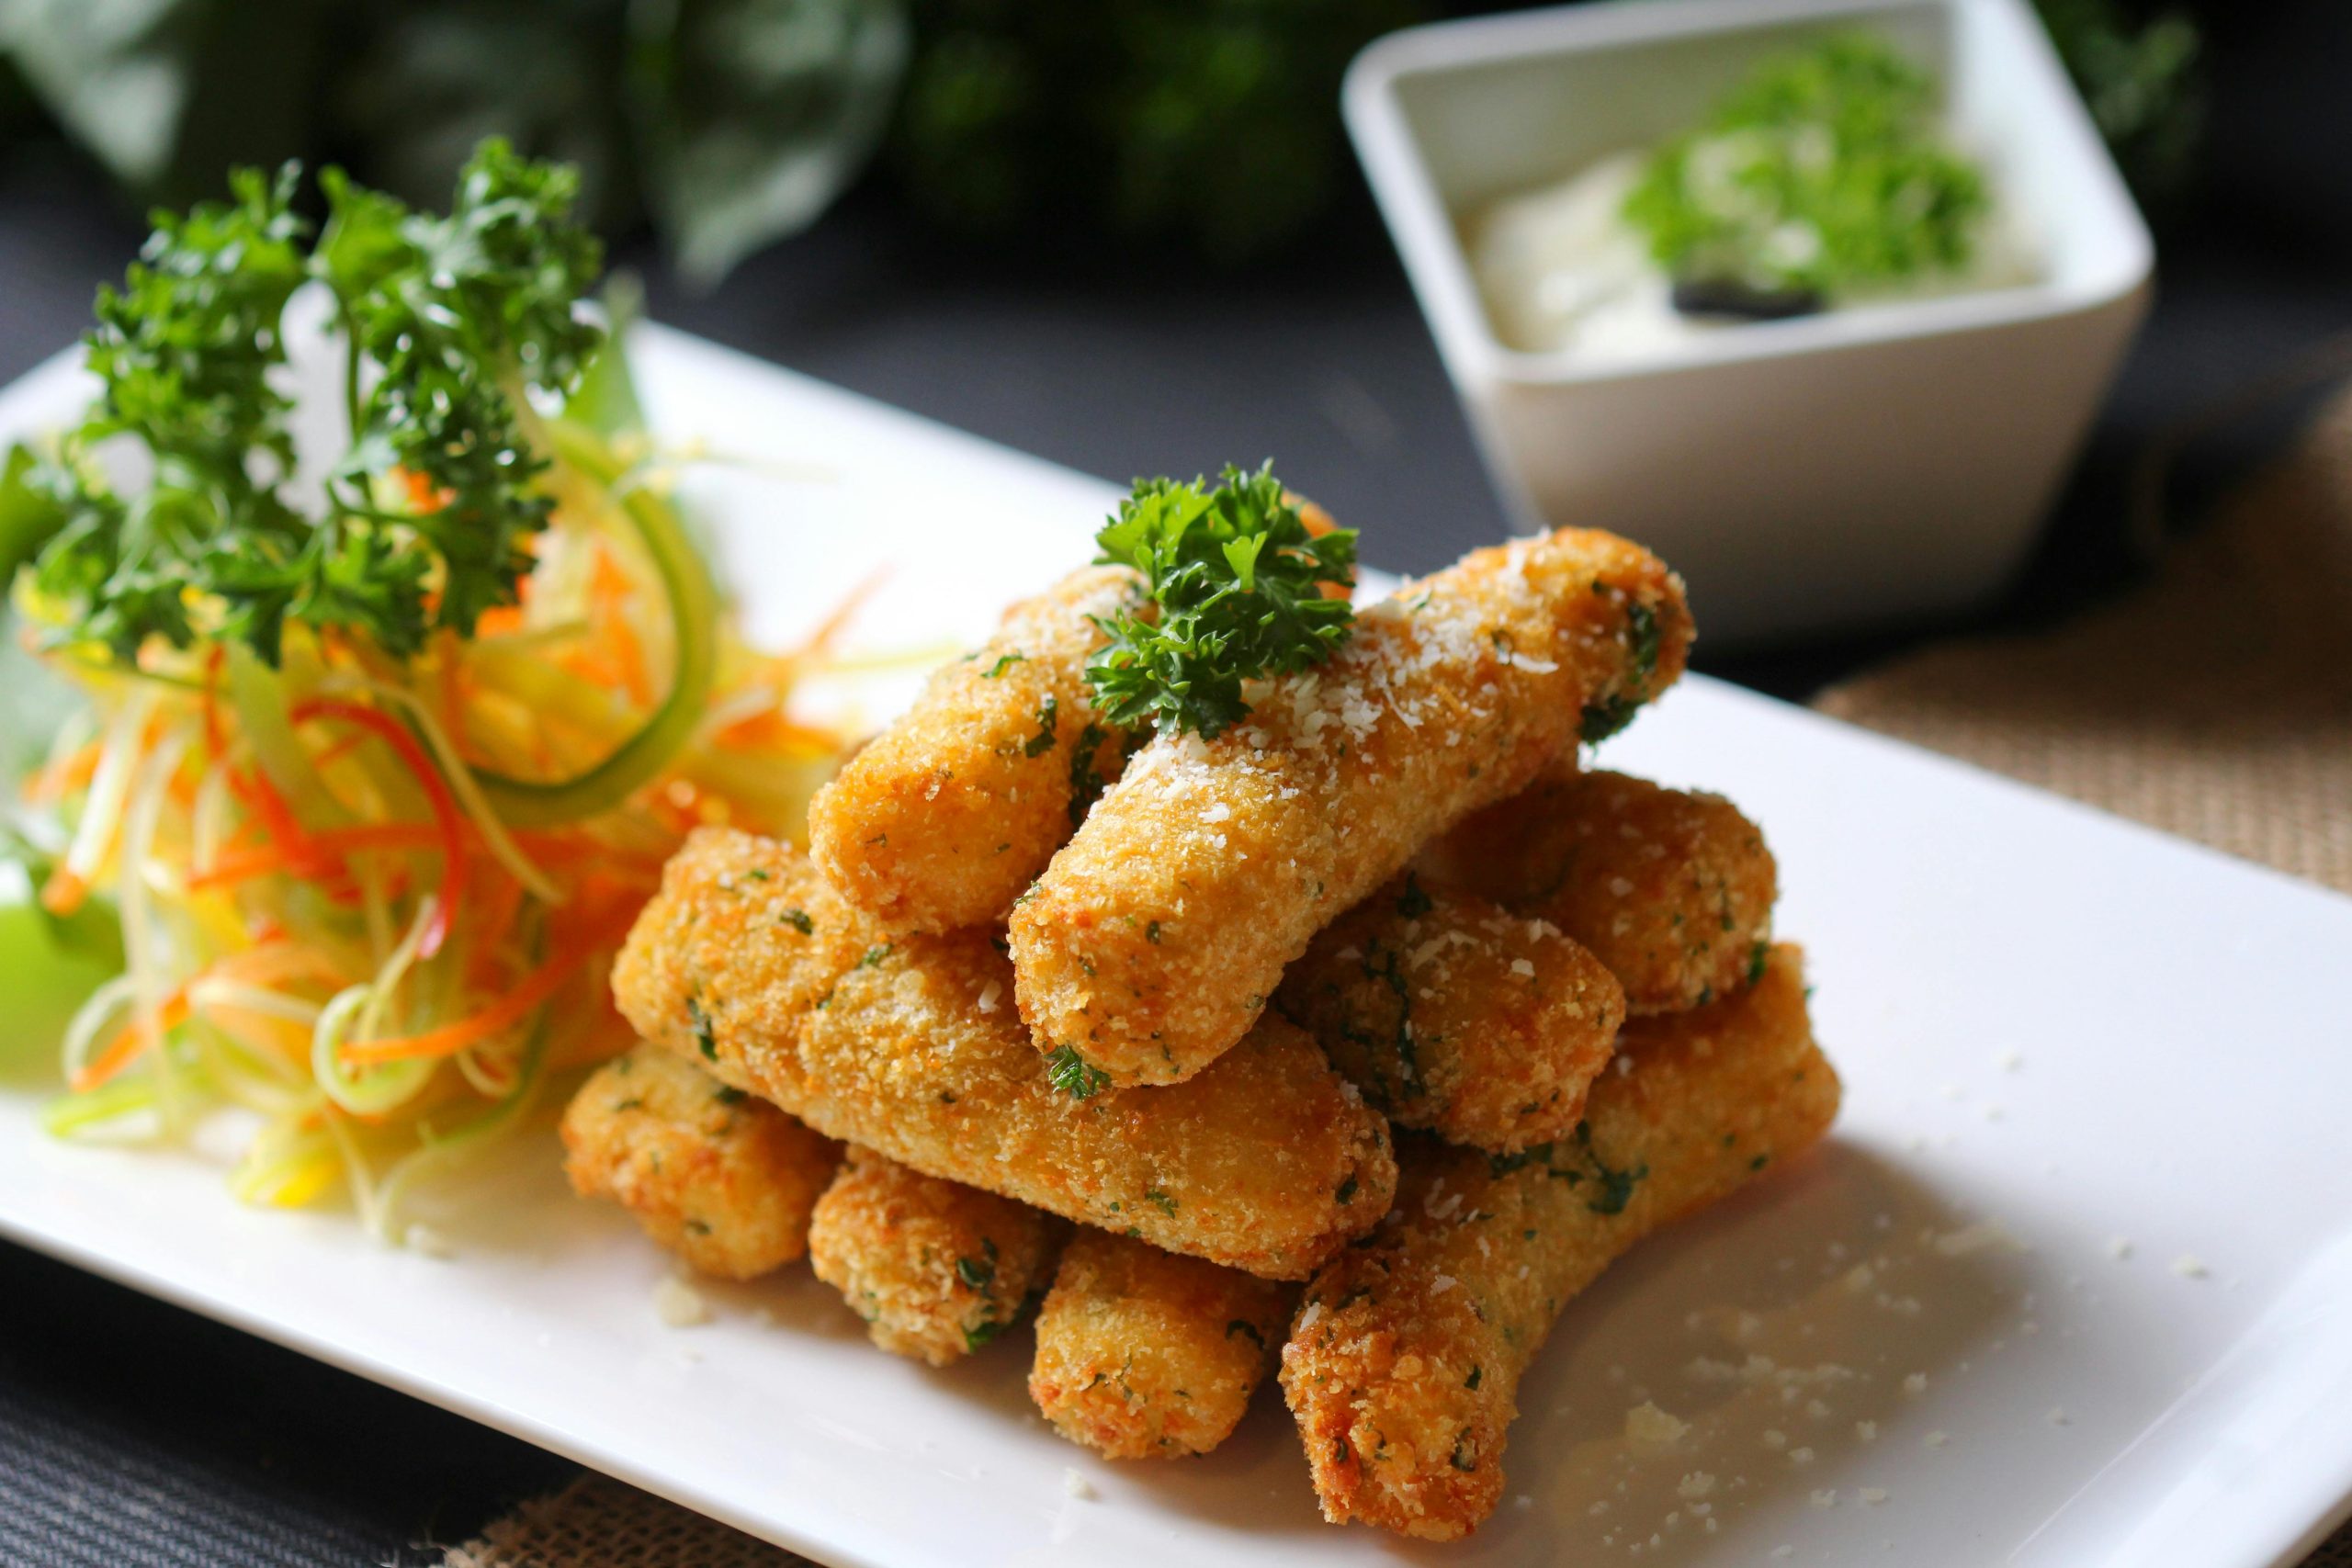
[1623,33,1988,304]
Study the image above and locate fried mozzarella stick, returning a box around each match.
[1030,1230,1294,1459]
[1277,874,1625,1153]
[1012,529,1690,1087]
[613,828,1396,1280]
[808,566,1138,933]
[809,1145,1059,1366]
[561,1046,840,1280]
[1424,767,1777,1013]
[1281,947,1837,1540]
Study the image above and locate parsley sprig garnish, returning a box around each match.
[11,139,602,668]
[1083,462,1356,740]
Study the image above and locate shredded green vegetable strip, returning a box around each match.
[3,141,863,1241]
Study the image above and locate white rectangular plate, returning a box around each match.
[3,325,2350,1568]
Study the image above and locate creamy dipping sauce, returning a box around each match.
[1464,35,2039,362]
[1468,150,2038,360]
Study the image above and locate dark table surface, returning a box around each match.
[5,6,2352,1563]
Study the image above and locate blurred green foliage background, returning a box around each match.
[0,0,2202,285]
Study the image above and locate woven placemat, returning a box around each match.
[443,396,2352,1567]
[1817,389,2352,898]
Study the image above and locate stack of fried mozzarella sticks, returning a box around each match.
[564,520,1839,1541]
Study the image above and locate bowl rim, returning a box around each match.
[1342,0,2157,389]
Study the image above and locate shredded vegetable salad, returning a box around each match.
[2,142,867,1243]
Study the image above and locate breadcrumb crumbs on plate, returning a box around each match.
[652,1274,711,1328]
[1925,1430,1951,1449]
[1935,1220,2018,1257]
[2172,1254,2210,1279]
[1903,1372,1928,1394]
[1860,1487,1891,1505]
[1625,1401,1690,1446]
[1063,1469,1096,1501]
[403,1223,454,1258]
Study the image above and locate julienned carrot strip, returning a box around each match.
[39,866,89,918]
[288,700,468,960]
[71,991,193,1093]
[232,765,335,876]
[591,543,654,708]
[188,823,450,891]
[711,708,843,754]
[25,740,102,806]
[339,907,638,1065]
[464,871,528,988]
[309,730,374,773]
[786,566,888,669]
[201,646,227,763]
[70,943,345,1093]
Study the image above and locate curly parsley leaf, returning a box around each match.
[317,140,603,652]
[22,164,311,665]
[16,140,604,670]
[1045,1044,1110,1100]
[1084,462,1355,739]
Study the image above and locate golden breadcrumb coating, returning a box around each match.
[1280,947,1837,1540]
[1424,767,1777,1014]
[1011,528,1690,1088]
[808,566,1139,933]
[1029,1229,1294,1459]
[809,1145,1059,1367]
[1276,874,1624,1153]
[561,1045,840,1280]
[611,827,1396,1280]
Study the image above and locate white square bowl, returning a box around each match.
[1345,0,2154,646]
